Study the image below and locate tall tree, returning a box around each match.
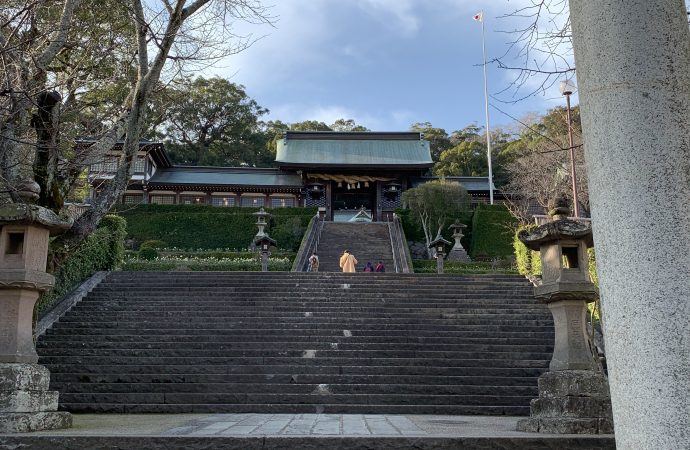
[503,106,588,222]
[159,77,269,166]
[409,122,452,162]
[329,118,369,132]
[401,180,471,258]
[0,0,272,246]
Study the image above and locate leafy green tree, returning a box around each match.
[160,77,269,166]
[329,118,369,132]
[410,122,452,161]
[401,180,471,258]
[434,141,488,177]
[289,120,332,131]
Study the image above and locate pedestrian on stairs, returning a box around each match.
[339,250,358,273]
[308,252,319,272]
[363,262,374,272]
[375,261,385,272]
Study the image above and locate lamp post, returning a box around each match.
[559,79,580,218]
[428,235,451,274]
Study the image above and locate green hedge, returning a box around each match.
[469,204,515,259]
[37,215,127,315]
[113,205,316,251]
[513,224,542,276]
[122,256,293,271]
[412,260,517,274]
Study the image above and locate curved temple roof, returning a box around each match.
[275,131,433,169]
[148,167,302,188]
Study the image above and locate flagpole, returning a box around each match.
[480,13,494,205]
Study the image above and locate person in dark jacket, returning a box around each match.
[363,262,374,272]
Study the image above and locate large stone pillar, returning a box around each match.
[0,181,73,432]
[568,1,690,447]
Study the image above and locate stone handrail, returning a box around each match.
[291,214,323,272]
[388,214,413,273]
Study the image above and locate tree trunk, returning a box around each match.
[32,91,63,211]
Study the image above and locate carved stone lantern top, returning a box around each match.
[518,219,593,251]
[0,203,72,235]
[448,221,467,236]
[518,219,596,303]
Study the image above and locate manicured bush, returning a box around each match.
[37,215,127,315]
[140,239,167,249]
[469,204,515,259]
[138,247,158,260]
[514,224,542,276]
[412,260,517,274]
[112,204,316,251]
[122,256,293,272]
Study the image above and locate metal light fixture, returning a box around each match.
[560,79,580,218]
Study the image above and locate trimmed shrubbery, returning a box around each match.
[113,204,316,251]
[37,215,127,315]
[469,204,515,259]
[122,255,293,271]
[513,224,541,276]
[412,260,517,274]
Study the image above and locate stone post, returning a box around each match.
[516,210,613,434]
[446,222,471,262]
[428,235,451,274]
[0,181,73,432]
[255,235,276,273]
[568,1,690,446]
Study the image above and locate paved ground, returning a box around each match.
[21,414,595,437]
[1,414,617,450]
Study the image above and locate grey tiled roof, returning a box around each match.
[148,167,302,187]
[276,132,433,168]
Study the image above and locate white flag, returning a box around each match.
[473,12,483,22]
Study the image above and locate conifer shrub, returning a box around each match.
[469,204,516,259]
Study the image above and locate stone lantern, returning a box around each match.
[253,207,270,238]
[516,207,613,434]
[428,235,451,274]
[446,222,471,262]
[0,180,73,432]
[254,235,276,272]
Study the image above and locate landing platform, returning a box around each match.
[0,413,615,449]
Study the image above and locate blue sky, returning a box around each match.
[213,0,575,133]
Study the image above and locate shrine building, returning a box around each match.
[86,131,496,221]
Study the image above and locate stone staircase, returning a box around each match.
[36,271,553,415]
[316,222,394,272]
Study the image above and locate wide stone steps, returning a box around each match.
[47,373,541,386]
[36,271,552,415]
[57,402,528,415]
[48,382,539,396]
[313,222,395,272]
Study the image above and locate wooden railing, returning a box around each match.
[291,214,324,272]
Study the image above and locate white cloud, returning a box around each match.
[356,0,420,34]
[265,103,419,131]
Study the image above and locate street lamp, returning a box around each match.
[559,79,580,218]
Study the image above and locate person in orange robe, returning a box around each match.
[339,250,358,273]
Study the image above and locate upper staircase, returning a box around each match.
[316,222,395,272]
[36,271,553,415]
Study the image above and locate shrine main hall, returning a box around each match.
[88,131,495,221]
